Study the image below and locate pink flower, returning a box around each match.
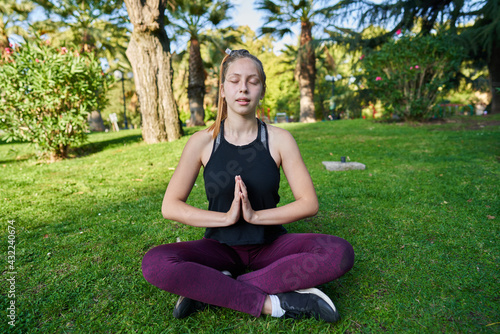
[9,43,13,47]
[45,40,51,45]
[5,47,12,54]
[375,76,382,81]
[35,59,40,63]
[415,65,419,69]
[396,29,402,35]
[360,54,365,60]
[61,47,67,54]
[410,66,413,70]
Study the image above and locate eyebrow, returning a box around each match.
[226,73,260,79]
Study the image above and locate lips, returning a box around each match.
[236,98,250,105]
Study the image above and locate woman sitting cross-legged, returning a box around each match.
[141,49,354,322]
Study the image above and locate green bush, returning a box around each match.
[0,39,112,160]
[363,34,463,120]
[204,104,216,123]
[178,109,190,124]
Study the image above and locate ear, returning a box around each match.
[221,84,225,98]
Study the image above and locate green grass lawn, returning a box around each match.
[1,116,499,333]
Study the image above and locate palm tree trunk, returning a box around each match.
[188,38,206,126]
[298,20,316,123]
[488,41,500,114]
[124,0,183,143]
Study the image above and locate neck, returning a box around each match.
[224,116,258,145]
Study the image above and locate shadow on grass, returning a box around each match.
[0,132,145,164]
[1,127,200,164]
[0,155,37,165]
[69,133,144,158]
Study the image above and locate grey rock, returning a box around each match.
[322,161,366,171]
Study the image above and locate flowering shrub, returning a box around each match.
[362,34,463,120]
[0,39,112,160]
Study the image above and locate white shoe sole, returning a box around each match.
[294,288,337,313]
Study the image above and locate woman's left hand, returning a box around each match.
[235,175,257,224]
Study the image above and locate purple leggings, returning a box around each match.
[142,233,354,317]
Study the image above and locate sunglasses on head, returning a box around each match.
[225,49,249,56]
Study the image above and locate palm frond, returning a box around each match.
[255,0,282,15]
[258,26,293,38]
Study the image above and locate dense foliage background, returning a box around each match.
[1,1,497,144]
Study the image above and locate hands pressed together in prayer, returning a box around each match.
[225,175,256,226]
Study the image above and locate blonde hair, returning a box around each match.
[208,50,267,139]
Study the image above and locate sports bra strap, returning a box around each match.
[259,119,269,151]
[213,125,222,153]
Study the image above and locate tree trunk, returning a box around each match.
[487,41,500,115]
[124,0,183,143]
[298,20,316,123]
[0,25,10,63]
[49,143,68,162]
[188,38,206,126]
[88,110,106,132]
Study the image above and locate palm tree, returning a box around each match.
[167,0,233,126]
[331,0,463,40]
[460,0,500,114]
[256,0,338,122]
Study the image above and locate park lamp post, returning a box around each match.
[325,74,342,117]
[113,69,129,130]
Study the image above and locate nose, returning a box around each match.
[238,81,248,93]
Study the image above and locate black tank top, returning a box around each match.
[203,119,287,245]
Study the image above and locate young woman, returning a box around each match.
[142,49,354,322]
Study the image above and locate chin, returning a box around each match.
[229,106,257,116]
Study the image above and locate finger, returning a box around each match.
[239,180,250,208]
[239,178,248,196]
[240,191,254,223]
[234,176,241,196]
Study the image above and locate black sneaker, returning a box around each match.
[276,288,340,323]
[172,296,207,319]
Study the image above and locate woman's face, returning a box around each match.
[221,58,264,117]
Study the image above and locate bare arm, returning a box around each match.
[161,131,241,228]
[240,127,319,225]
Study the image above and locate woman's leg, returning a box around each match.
[142,238,267,317]
[236,233,354,294]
